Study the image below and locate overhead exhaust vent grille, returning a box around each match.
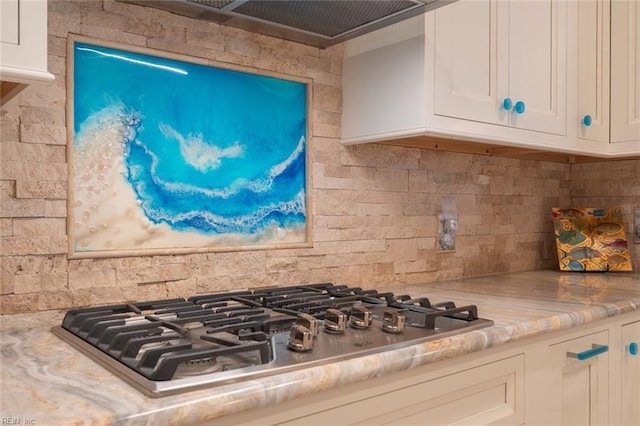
[211,1,418,38]
[119,0,457,48]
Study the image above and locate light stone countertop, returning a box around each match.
[1,270,639,425]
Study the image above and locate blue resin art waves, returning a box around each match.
[71,42,307,252]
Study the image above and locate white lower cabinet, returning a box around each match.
[621,320,640,426]
[280,355,524,426]
[527,317,640,426]
[214,312,639,426]
[531,330,610,426]
[212,354,526,426]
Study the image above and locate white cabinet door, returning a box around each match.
[0,0,54,107]
[577,0,611,143]
[547,330,609,426]
[1,0,20,46]
[621,320,640,426]
[433,0,566,136]
[433,0,507,126]
[0,0,50,77]
[508,0,566,135]
[610,0,640,144]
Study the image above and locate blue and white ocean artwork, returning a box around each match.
[69,39,309,255]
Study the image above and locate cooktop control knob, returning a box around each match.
[296,313,319,337]
[349,306,373,329]
[324,308,347,334]
[382,310,405,334]
[287,324,313,352]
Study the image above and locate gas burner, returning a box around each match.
[174,357,224,377]
[52,283,493,397]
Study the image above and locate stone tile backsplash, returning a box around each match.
[0,0,638,329]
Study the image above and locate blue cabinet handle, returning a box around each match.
[514,101,526,114]
[629,342,639,356]
[503,98,513,110]
[567,344,609,360]
[583,115,592,126]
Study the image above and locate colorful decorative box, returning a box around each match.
[552,207,632,272]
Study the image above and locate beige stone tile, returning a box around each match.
[312,82,341,113]
[20,105,66,127]
[13,274,42,294]
[1,293,40,314]
[81,25,148,48]
[381,239,418,263]
[0,198,46,218]
[48,11,82,38]
[19,78,66,109]
[16,181,67,199]
[0,114,19,142]
[13,218,66,236]
[350,239,386,253]
[0,161,24,180]
[116,263,194,286]
[0,263,14,295]
[224,36,260,59]
[44,200,67,218]
[0,309,64,331]
[48,35,67,58]
[20,123,67,146]
[37,289,91,311]
[0,181,16,199]
[41,272,69,292]
[68,269,116,290]
[207,51,258,70]
[0,218,12,237]
[394,259,432,274]
[7,162,66,181]
[0,142,66,163]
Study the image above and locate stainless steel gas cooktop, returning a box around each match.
[52,283,493,397]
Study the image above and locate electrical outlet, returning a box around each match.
[438,198,457,252]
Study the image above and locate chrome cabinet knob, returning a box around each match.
[287,324,313,352]
[324,309,347,334]
[382,310,405,334]
[349,306,373,329]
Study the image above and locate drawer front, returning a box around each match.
[282,354,525,426]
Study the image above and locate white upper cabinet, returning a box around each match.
[578,0,640,155]
[342,0,640,158]
[577,0,611,144]
[0,0,54,108]
[434,0,566,136]
[610,0,640,146]
[342,0,573,157]
[342,18,427,143]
